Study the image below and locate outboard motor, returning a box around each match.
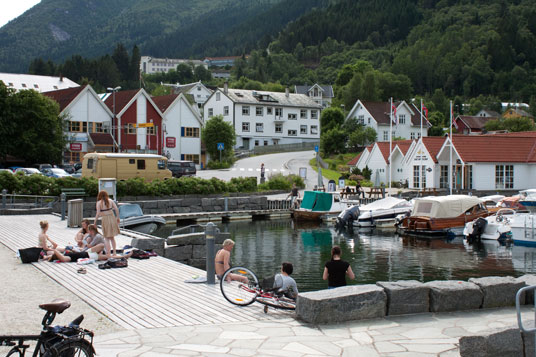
[336,206,360,230]
[467,217,487,244]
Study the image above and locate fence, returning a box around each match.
[1,191,57,210]
[252,141,319,155]
[267,198,295,210]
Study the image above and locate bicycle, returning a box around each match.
[0,299,95,356]
[219,267,296,313]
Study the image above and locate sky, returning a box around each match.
[0,0,41,28]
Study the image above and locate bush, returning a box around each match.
[18,174,56,195]
[0,171,19,193]
[230,177,257,192]
[206,160,233,169]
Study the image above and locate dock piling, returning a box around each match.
[205,222,216,284]
[60,193,66,221]
[1,189,6,209]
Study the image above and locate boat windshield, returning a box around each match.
[119,204,144,219]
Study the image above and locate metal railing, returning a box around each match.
[267,199,296,210]
[1,190,58,210]
[516,285,536,356]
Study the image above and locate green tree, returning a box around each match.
[202,115,236,161]
[502,117,535,132]
[320,107,344,133]
[176,64,195,84]
[194,65,212,82]
[347,127,377,150]
[129,45,141,83]
[112,43,130,82]
[321,127,346,155]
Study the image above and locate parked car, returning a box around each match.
[168,160,196,178]
[42,168,71,178]
[73,162,82,171]
[15,168,43,176]
[60,164,75,174]
[35,164,53,173]
[8,166,23,172]
[0,169,13,174]
[71,168,83,178]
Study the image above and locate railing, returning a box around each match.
[267,199,296,210]
[252,141,319,155]
[1,191,57,210]
[516,285,536,356]
[171,224,207,236]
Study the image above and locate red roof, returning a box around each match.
[394,140,413,155]
[42,85,86,112]
[90,133,114,145]
[452,135,536,162]
[104,89,139,114]
[152,94,179,114]
[456,115,496,130]
[422,136,446,163]
[347,145,372,165]
[484,131,536,138]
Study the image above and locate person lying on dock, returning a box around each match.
[46,248,132,263]
[215,239,248,283]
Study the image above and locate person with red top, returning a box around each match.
[323,246,355,289]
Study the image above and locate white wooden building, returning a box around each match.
[203,85,322,150]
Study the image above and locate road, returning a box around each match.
[197,150,327,189]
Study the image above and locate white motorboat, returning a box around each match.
[336,197,413,229]
[119,203,167,234]
[464,209,514,241]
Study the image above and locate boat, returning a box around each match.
[118,203,167,234]
[463,209,514,242]
[397,195,490,237]
[292,191,351,221]
[336,197,413,229]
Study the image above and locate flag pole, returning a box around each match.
[389,97,393,197]
[420,98,423,190]
[449,100,453,196]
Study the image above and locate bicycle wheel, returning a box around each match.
[42,338,93,357]
[6,347,23,356]
[255,296,296,310]
[220,267,259,306]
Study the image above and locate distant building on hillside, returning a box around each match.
[203,56,244,67]
[0,73,79,93]
[294,84,334,108]
[140,56,207,74]
[452,115,498,135]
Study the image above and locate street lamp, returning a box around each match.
[340,104,345,118]
[107,86,121,152]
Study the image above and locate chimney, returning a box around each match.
[285,87,289,97]
[60,74,64,82]
[224,81,228,95]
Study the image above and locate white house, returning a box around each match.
[153,93,204,168]
[402,136,445,189]
[346,100,431,142]
[203,85,322,150]
[165,81,213,110]
[140,56,207,74]
[1,73,79,93]
[43,85,114,163]
[294,84,334,108]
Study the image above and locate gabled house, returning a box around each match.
[103,89,164,155]
[294,84,334,108]
[43,85,114,163]
[402,136,445,189]
[203,85,322,150]
[346,100,431,142]
[168,81,213,110]
[1,73,79,93]
[453,115,497,134]
[475,109,500,118]
[348,145,372,171]
[152,93,204,168]
[502,108,534,120]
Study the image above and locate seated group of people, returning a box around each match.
[38,219,128,263]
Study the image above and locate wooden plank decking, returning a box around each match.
[0,214,289,330]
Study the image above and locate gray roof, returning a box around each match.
[222,88,322,109]
[294,84,334,98]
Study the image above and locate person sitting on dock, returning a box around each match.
[38,220,65,259]
[75,219,91,249]
[79,224,106,254]
[215,239,248,283]
[265,262,299,300]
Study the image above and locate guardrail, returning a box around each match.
[1,190,57,210]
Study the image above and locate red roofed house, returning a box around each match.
[152,93,204,167]
[403,136,447,189]
[42,85,114,163]
[452,115,498,134]
[345,100,431,142]
[104,89,164,155]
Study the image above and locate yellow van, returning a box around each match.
[82,153,172,181]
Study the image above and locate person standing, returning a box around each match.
[94,190,120,256]
[260,163,266,183]
[287,183,300,208]
[323,246,355,288]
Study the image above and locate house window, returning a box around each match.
[413,166,426,188]
[137,160,146,170]
[310,125,318,134]
[418,132,421,139]
[358,115,365,124]
[300,125,307,134]
[224,106,229,116]
[69,121,81,132]
[399,114,406,124]
[184,154,200,164]
[208,108,213,117]
[21,83,27,88]
[256,123,263,132]
[127,124,136,134]
[264,140,268,146]
[288,130,297,136]
[383,131,389,141]
[242,106,250,115]
[198,87,201,91]
[183,127,200,137]
[495,165,514,189]
[311,110,318,119]
[147,126,155,135]
[288,113,297,120]
[440,165,448,188]
[275,123,282,133]
[410,132,416,139]
[468,165,473,189]
[34,84,39,89]
[267,107,273,115]
[368,117,370,124]
[255,140,259,146]
[256,107,263,116]
[275,108,283,117]
[242,122,250,132]
[300,109,307,119]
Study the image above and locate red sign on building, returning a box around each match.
[70,143,82,151]
[166,137,176,148]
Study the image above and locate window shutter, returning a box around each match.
[181,154,185,160]
[181,127,185,137]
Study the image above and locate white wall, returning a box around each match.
[136,97,147,149]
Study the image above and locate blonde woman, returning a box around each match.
[94,190,120,256]
[38,220,64,259]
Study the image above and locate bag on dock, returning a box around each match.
[107,257,128,268]
[19,247,42,263]
[131,249,150,259]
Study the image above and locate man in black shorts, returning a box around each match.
[48,249,131,263]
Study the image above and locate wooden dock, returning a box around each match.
[160,209,291,224]
[0,214,290,330]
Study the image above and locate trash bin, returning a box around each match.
[67,199,84,228]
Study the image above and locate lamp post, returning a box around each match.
[340,104,345,118]
[107,86,121,152]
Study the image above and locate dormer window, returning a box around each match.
[21,83,27,88]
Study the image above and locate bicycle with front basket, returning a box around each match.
[219,267,296,313]
[0,299,95,356]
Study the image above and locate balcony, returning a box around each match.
[273,115,285,122]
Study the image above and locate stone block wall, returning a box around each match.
[163,231,229,269]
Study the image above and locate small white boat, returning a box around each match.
[119,203,167,234]
[336,197,412,229]
[293,191,351,221]
[464,209,514,241]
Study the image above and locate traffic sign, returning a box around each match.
[314,145,319,152]
[217,142,224,151]
[136,123,154,128]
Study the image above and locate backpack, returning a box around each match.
[131,249,150,259]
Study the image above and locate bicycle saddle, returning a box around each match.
[39,299,71,314]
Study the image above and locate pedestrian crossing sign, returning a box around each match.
[217,143,224,151]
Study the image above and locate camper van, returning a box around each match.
[82,153,172,181]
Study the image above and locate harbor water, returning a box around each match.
[154,219,536,292]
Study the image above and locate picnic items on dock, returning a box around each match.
[18,247,43,263]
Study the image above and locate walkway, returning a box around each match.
[0,214,287,330]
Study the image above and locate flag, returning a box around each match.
[423,106,428,119]
[391,104,397,125]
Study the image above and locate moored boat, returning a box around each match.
[119,203,167,234]
[463,209,514,242]
[398,195,490,237]
[292,191,351,221]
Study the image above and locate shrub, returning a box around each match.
[0,171,19,193]
[206,160,233,169]
[230,177,257,192]
[18,174,56,195]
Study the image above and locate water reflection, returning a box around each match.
[153,219,536,292]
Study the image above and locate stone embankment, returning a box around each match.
[297,275,536,356]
